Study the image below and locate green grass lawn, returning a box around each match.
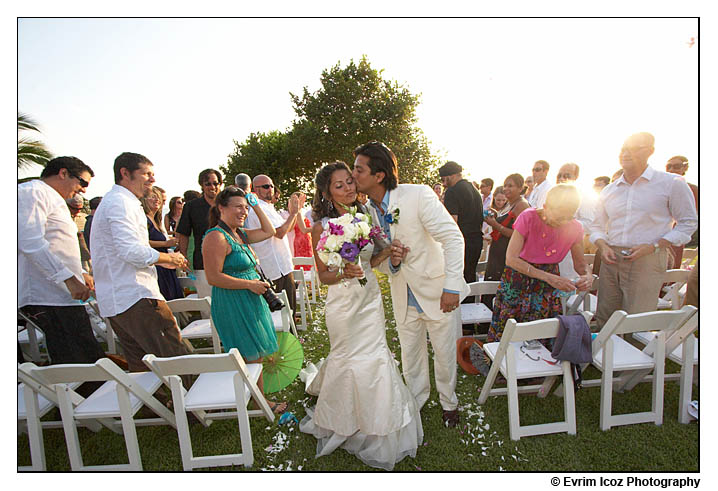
[18,272,699,471]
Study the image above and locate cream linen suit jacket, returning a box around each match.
[371,184,470,323]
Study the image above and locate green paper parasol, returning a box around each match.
[262,332,304,394]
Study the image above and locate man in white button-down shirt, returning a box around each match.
[18,156,106,364]
[245,175,305,315]
[589,132,698,327]
[91,152,191,373]
[527,160,552,209]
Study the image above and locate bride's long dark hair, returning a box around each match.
[311,161,363,221]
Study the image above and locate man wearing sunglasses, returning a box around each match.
[176,168,223,271]
[527,160,552,209]
[18,156,107,365]
[245,174,306,316]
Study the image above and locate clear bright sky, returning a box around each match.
[18,17,698,205]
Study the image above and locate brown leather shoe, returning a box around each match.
[442,409,460,428]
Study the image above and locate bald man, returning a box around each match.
[244,175,306,315]
[589,132,697,327]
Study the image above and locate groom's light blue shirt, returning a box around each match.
[370,189,458,315]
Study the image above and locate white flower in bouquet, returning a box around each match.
[325,252,343,269]
[323,233,343,252]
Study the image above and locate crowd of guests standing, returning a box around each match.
[17,132,698,471]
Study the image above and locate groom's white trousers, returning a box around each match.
[397,306,458,411]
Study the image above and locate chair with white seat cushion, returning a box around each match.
[142,348,274,471]
[270,290,298,337]
[477,310,593,440]
[167,297,222,354]
[17,365,107,471]
[455,280,500,340]
[617,306,698,423]
[23,359,176,471]
[293,257,318,303]
[587,307,694,431]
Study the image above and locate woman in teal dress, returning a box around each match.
[202,186,288,414]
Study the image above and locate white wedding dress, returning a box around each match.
[299,239,424,471]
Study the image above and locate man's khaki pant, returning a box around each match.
[596,246,668,328]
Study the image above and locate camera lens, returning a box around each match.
[262,288,285,312]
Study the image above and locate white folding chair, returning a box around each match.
[142,348,274,471]
[24,359,176,471]
[618,306,698,423]
[657,269,690,310]
[270,290,298,337]
[587,307,693,431]
[167,297,223,354]
[680,248,697,269]
[17,365,106,471]
[293,257,318,303]
[455,280,500,340]
[563,275,598,317]
[86,300,119,354]
[292,269,311,331]
[177,275,197,297]
[477,311,593,440]
[18,311,48,363]
[190,270,213,299]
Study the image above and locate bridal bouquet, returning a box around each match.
[316,206,385,286]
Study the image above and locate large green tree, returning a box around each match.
[18,112,53,171]
[223,56,441,201]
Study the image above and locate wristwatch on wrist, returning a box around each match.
[246,192,259,207]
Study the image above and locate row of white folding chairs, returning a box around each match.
[477,305,697,440]
[18,348,274,471]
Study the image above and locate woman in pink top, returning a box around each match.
[486,185,592,343]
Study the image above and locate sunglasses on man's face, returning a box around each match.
[532,167,545,173]
[69,172,90,188]
[257,184,274,190]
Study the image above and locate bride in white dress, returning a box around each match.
[299,161,423,471]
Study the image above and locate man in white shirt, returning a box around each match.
[527,160,552,209]
[245,174,305,315]
[90,152,191,373]
[18,156,106,364]
[589,132,697,328]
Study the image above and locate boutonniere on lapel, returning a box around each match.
[385,207,400,225]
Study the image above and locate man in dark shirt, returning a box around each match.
[176,169,223,270]
[439,161,483,287]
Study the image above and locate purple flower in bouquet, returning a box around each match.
[339,242,360,262]
[328,222,344,235]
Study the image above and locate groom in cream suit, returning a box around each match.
[352,141,470,427]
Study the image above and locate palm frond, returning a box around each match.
[18,112,41,133]
[18,112,52,169]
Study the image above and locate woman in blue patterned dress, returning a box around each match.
[202,186,289,414]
